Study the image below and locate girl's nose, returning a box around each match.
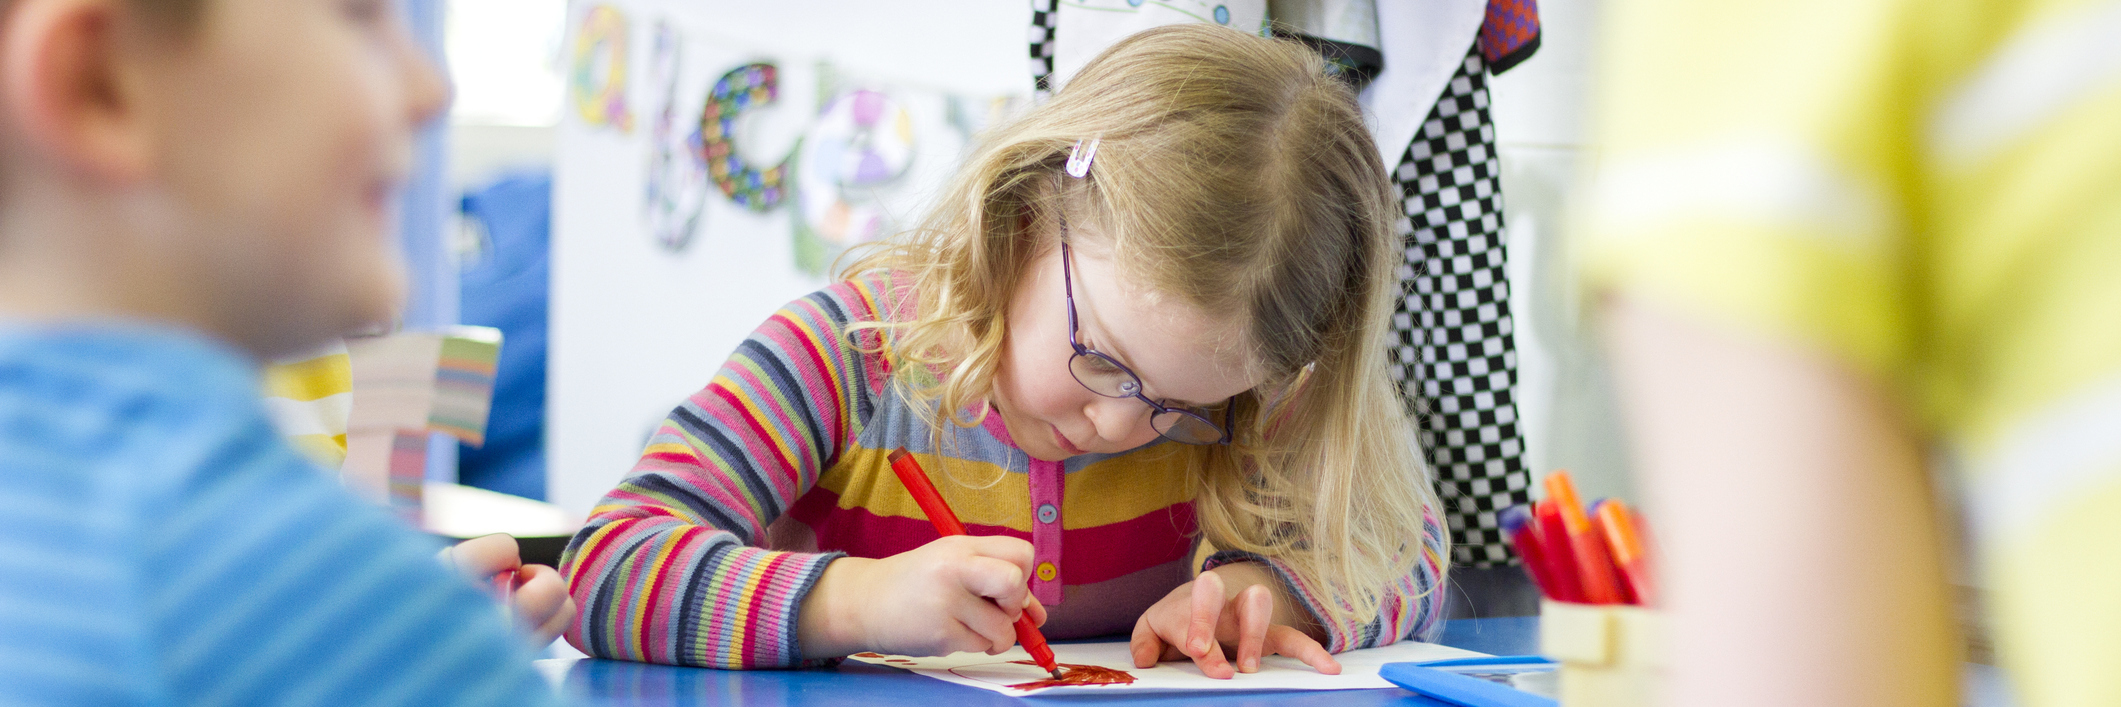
[1082,395,1157,447]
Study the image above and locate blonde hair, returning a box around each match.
[846,24,1443,624]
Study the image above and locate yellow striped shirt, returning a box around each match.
[1579,0,2121,703]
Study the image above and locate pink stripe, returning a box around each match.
[707,547,762,663]
[741,551,796,665]
[637,526,701,661]
[764,303,846,437]
[703,385,801,526]
[790,485,1195,585]
[724,356,816,497]
[702,383,800,475]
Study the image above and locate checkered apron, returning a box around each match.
[1389,45,1531,568]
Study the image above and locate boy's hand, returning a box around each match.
[443,533,579,645]
[799,535,1047,659]
[1129,567,1340,678]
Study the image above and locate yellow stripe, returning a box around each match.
[1989,474,2121,706]
[819,448,1029,527]
[714,371,802,474]
[642,442,698,459]
[1061,445,1200,528]
[726,550,773,666]
[573,520,636,656]
[638,531,685,659]
[263,353,352,402]
[286,434,348,468]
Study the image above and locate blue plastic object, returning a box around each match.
[1411,655,1556,668]
[1379,663,1558,707]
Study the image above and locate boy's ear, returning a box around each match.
[2,0,156,183]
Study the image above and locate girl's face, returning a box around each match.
[990,236,1262,461]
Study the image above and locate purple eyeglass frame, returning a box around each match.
[1059,231,1233,445]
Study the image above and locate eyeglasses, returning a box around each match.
[1060,236,1232,445]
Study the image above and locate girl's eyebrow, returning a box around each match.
[1144,378,1216,408]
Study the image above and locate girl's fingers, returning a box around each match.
[941,618,1002,656]
[1022,594,1049,628]
[1129,614,1165,668]
[447,533,522,579]
[956,535,1036,577]
[1186,575,1234,678]
[532,595,578,645]
[952,593,1020,655]
[957,556,1029,608]
[1185,573,1222,656]
[1265,624,1342,675]
[512,565,568,618]
[1234,584,1273,673]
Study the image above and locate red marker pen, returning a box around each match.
[888,448,1062,679]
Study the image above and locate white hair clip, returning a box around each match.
[1065,138,1100,178]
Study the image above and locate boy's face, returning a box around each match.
[138,0,446,354]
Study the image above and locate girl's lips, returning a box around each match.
[1051,425,1086,456]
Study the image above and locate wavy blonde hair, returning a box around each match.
[844,24,1443,624]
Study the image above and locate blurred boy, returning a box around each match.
[1582,0,2121,705]
[0,0,566,703]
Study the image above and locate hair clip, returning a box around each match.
[1065,138,1100,178]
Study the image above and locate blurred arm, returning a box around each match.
[1603,295,1958,707]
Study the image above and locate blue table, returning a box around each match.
[541,616,2019,706]
[541,618,1539,706]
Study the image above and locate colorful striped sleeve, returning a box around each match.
[1203,506,1449,651]
[559,278,888,668]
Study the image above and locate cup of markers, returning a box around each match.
[1504,470,1664,707]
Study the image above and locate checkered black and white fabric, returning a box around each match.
[1390,45,1531,569]
[1029,0,1058,98]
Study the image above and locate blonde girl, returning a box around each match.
[559,24,1447,675]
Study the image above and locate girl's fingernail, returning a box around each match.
[1190,639,1208,654]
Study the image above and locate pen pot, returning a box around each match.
[1539,600,1664,706]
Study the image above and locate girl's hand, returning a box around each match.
[798,535,1048,659]
[1129,567,1341,679]
[443,533,579,645]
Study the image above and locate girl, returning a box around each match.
[560,24,1447,676]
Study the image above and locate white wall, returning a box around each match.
[1487,0,1635,504]
[547,0,1030,517]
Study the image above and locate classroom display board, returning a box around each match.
[548,0,1029,516]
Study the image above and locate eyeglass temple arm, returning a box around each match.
[1061,239,1083,350]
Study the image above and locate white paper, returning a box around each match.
[848,639,1487,697]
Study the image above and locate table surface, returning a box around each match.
[539,615,2018,706]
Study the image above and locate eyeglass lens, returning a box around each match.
[1069,351,1224,444]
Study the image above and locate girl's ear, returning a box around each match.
[1262,362,1318,439]
[1,0,158,184]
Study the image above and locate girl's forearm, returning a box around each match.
[796,557,875,660]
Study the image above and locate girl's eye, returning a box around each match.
[1081,355,1123,374]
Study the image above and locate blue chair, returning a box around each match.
[456,171,551,502]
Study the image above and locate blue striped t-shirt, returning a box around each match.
[0,325,561,706]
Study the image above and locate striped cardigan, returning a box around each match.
[559,273,1447,668]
